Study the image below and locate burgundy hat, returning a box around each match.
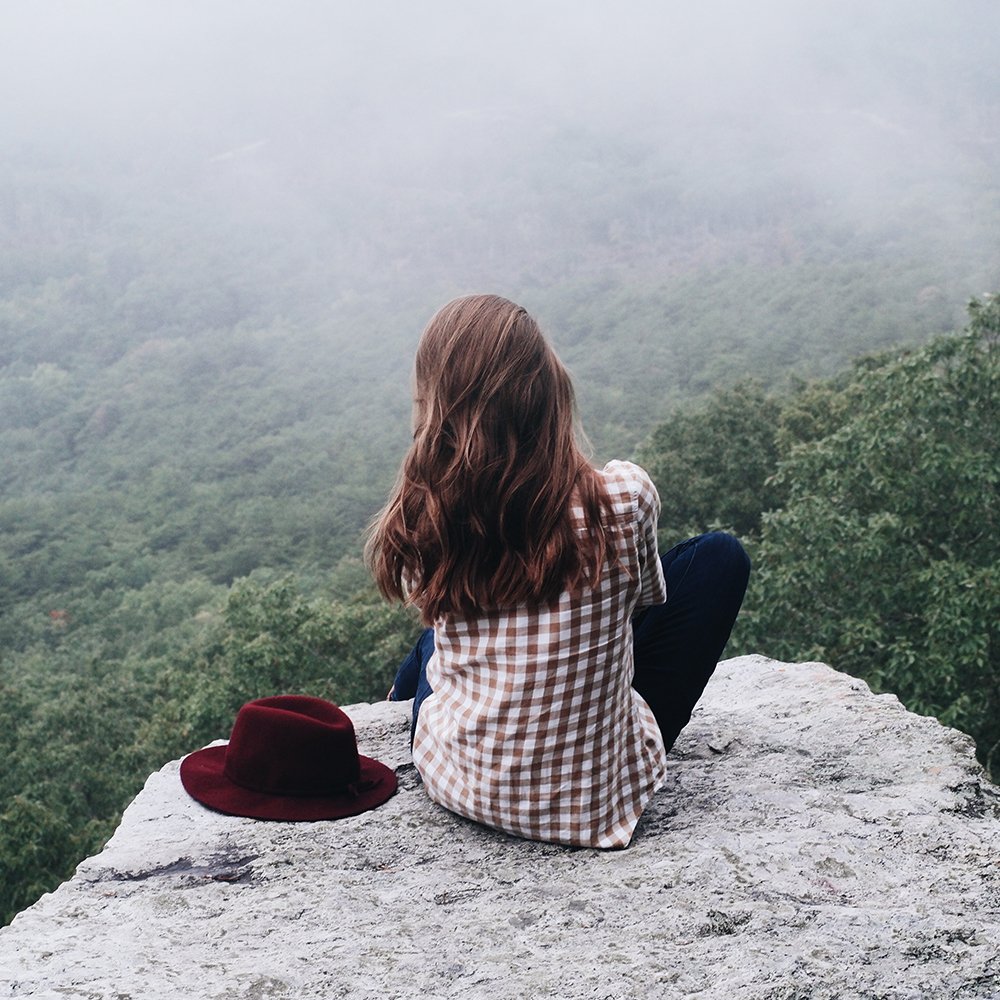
[180,695,397,821]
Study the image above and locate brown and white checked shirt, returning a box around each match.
[411,460,668,848]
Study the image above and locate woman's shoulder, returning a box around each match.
[599,460,656,497]
[599,460,660,521]
[601,458,651,483]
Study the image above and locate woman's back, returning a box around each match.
[412,460,667,848]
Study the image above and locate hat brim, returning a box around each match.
[179,744,398,821]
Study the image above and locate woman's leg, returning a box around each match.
[389,627,435,741]
[631,532,750,752]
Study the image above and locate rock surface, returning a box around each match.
[2,655,999,1000]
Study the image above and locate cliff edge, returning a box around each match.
[2,655,999,1000]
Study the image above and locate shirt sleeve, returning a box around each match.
[630,465,667,608]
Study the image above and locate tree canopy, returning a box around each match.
[640,296,999,771]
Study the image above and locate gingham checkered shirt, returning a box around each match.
[411,460,668,848]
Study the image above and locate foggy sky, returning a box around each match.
[3,1,997,161]
[2,0,998,324]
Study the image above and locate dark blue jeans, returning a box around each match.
[390,532,750,752]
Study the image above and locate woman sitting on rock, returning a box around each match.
[366,294,749,848]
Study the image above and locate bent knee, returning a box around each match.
[701,531,751,580]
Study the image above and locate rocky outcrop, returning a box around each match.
[2,655,999,999]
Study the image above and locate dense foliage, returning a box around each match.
[739,297,999,765]
[639,296,999,774]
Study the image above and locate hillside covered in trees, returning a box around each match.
[3,295,997,926]
[641,296,999,769]
[2,1,1000,925]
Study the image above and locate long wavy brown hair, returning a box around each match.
[366,294,616,623]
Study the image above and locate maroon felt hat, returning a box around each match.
[179,695,397,821]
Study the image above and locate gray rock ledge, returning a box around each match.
[2,655,999,1000]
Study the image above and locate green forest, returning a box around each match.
[2,1,1000,927]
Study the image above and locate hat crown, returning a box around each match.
[223,695,361,797]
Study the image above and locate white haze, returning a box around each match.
[3,1,996,175]
[2,0,998,361]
